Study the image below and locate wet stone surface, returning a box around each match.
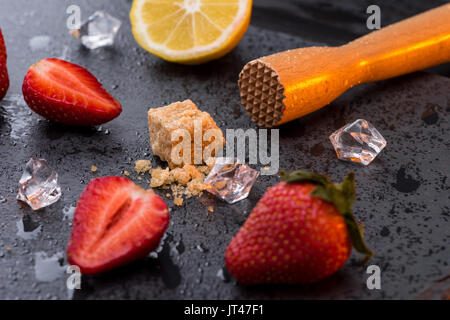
[0,0,449,299]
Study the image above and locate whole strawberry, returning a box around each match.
[0,29,9,101]
[225,171,372,285]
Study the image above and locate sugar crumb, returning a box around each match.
[197,165,211,175]
[148,163,212,206]
[205,157,216,168]
[150,168,170,188]
[187,178,207,196]
[91,165,98,172]
[174,197,183,206]
[135,160,152,174]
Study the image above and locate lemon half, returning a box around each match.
[130,0,253,64]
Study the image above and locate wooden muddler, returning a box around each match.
[238,4,450,127]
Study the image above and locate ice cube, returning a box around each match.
[329,119,387,165]
[17,158,62,210]
[204,157,259,204]
[71,11,121,49]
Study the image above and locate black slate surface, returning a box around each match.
[0,0,449,300]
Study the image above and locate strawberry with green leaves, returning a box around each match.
[225,171,373,285]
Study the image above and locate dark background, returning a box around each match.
[0,0,448,300]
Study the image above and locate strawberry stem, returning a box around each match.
[280,170,374,262]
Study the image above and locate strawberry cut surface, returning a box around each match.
[67,177,169,275]
[22,58,121,126]
[0,29,9,101]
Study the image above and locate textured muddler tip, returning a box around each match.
[238,59,286,128]
[238,4,450,128]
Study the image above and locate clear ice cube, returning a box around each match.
[204,158,259,204]
[329,119,387,165]
[17,158,62,210]
[71,11,121,49]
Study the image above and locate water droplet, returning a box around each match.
[58,45,71,60]
[196,243,208,253]
[28,35,51,51]
[16,218,41,240]
[0,94,34,140]
[216,267,231,283]
[62,204,76,222]
[34,252,66,282]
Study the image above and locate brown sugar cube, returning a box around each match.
[148,100,224,167]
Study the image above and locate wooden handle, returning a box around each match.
[348,3,450,83]
[238,4,450,127]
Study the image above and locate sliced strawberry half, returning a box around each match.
[0,29,9,101]
[22,58,121,126]
[67,177,169,275]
